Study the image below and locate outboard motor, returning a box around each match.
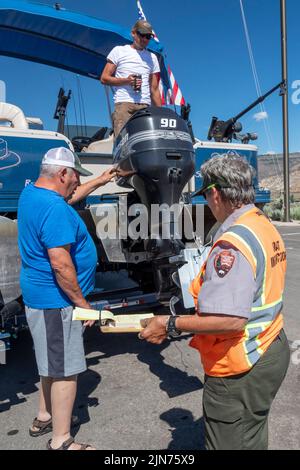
[113,106,195,299]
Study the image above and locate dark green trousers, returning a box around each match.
[203,329,290,450]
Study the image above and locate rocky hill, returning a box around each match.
[257,152,300,197]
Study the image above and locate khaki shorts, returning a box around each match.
[112,102,148,138]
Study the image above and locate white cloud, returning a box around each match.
[253,111,268,121]
[266,150,276,155]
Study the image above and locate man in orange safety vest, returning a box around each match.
[140,153,290,450]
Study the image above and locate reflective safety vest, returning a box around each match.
[189,207,286,377]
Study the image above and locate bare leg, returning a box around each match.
[30,376,52,432]
[37,376,52,421]
[50,375,95,450]
[50,375,77,448]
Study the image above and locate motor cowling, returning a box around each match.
[113,106,195,205]
[113,106,195,299]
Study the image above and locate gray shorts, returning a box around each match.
[25,306,87,378]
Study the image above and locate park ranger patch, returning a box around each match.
[214,250,235,277]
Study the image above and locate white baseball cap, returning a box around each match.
[42,147,92,176]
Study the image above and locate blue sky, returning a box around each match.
[1,0,300,155]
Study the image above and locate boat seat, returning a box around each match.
[91,126,110,141]
[0,102,29,129]
[82,133,114,154]
[26,117,44,130]
[72,127,113,152]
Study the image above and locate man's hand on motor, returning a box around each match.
[139,315,169,344]
[99,167,117,184]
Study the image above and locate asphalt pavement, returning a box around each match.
[0,223,299,450]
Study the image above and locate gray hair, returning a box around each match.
[40,164,73,178]
[200,152,256,208]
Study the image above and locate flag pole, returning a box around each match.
[136,0,185,108]
[280,0,290,221]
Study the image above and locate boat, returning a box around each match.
[0,0,270,362]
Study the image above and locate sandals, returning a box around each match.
[29,414,80,437]
[46,437,94,450]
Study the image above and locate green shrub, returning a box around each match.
[291,205,300,220]
[272,198,283,211]
[263,201,300,221]
[263,199,282,220]
[270,209,282,221]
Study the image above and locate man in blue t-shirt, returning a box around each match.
[18,146,115,450]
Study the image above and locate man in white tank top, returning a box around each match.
[100,20,162,138]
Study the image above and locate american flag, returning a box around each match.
[136,0,185,106]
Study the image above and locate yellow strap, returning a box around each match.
[251,296,282,312]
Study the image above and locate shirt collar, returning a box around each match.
[213,204,256,242]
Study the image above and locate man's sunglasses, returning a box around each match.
[137,31,153,39]
[202,183,231,199]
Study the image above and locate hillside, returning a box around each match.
[257,152,300,197]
